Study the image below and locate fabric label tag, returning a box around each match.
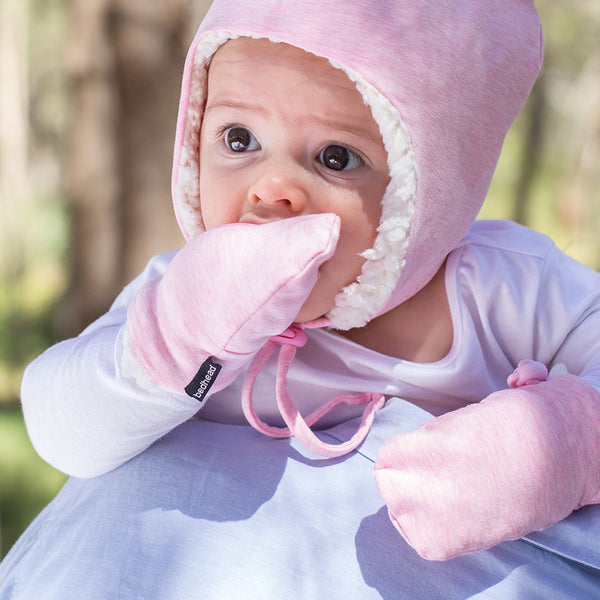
[184,358,222,402]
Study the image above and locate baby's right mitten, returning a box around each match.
[125,213,340,399]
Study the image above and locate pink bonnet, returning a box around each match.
[172,0,543,330]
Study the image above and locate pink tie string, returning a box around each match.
[241,324,385,458]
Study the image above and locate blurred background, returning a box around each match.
[0,0,598,558]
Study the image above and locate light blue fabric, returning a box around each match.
[1,398,599,599]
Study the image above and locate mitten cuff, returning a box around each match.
[120,324,207,406]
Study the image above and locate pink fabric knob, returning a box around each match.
[507,360,549,388]
[270,326,308,348]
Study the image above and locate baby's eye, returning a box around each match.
[224,126,261,152]
[318,144,364,171]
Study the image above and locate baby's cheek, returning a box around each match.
[201,205,237,230]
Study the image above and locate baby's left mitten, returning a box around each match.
[373,374,600,560]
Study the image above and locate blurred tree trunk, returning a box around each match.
[60,0,211,336]
[0,0,28,279]
[512,69,547,226]
[557,50,600,268]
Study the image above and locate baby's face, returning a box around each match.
[199,38,389,323]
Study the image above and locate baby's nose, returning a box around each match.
[248,161,309,212]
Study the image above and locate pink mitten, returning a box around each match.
[373,373,600,560]
[127,213,340,399]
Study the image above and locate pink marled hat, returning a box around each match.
[172,0,543,330]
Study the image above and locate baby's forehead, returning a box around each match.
[205,37,377,124]
[209,38,352,87]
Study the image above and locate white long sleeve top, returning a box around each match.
[21,220,600,477]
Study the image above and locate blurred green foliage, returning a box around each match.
[0,0,69,558]
[0,197,68,407]
[0,197,68,558]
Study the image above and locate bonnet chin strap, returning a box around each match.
[241,321,386,458]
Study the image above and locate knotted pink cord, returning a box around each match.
[241,324,386,458]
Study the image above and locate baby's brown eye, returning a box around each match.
[225,127,260,152]
[319,144,363,171]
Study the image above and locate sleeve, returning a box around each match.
[534,245,600,391]
[20,250,203,478]
[449,221,600,391]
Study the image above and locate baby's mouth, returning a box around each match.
[239,210,304,226]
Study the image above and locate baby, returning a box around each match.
[3,0,600,597]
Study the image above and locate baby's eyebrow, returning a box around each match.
[204,99,383,148]
[204,99,267,115]
[307,115,384,148]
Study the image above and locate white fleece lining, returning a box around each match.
[174,32,417,331]
[326,61,416,330]
[120,324,203,407]
[174,33,232,238]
